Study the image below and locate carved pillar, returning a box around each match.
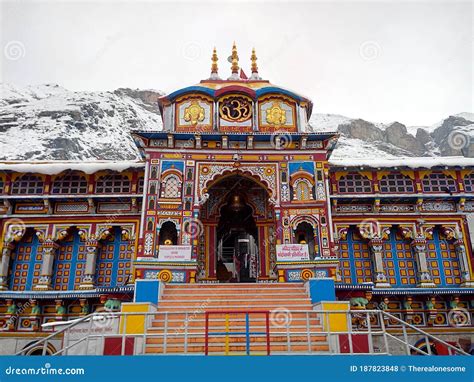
[79,239,100,289]
[0,243,14,290]
[368,238,390,288]
[34,240,59,290]
[453,238,474,288]
[411,237,436,288]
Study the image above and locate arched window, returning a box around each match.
[11,174,44,195]
[380,173,414,193]
[161,175,181,198]
[148,198,155,210]
[53,229,87,290]
[338,227,373,284]
[52,173,87,194]
[150,167,157,179]
[425,227,462,286]
[382,229,417,287]
[294,180,311,201]
[464,173,474,192]
[9,229,43,291]
[294,221,318,259]
[96,227,133,287]
[159,221,178,245]
[95,174,131,193]
[338,173,372,193]
[422,173,457,193]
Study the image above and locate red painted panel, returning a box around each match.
[103,337,135,355]
[339,334,370,353]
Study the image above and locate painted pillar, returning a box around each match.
[0,243,14,290]
[34,240,59,290]
[207,225,216,279]
[454,238,474,287]
[368,238,390,288]
[79,239,100,289]
[410,238,436,287]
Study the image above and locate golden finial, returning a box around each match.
[231,42,239,74]
[211,47,218,74]
[250,47,262,80]
[210,47,220,80]
[251,48,258,74]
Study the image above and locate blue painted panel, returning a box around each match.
[161,160,184,172]
[382,230,417,287]
[53,231,86,290]
[135,280,161,305]
[308,278,336,303]
[10,232,42,291]
[288,161,315,175]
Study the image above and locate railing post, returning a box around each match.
[85,314,94,355]
[245,313,250,356]
[366,311,374,354]
[306,312,311,353]
[121,314,127,356]
[265,312,270,356]
[163,312,168,354]
[348,311,353,354]
[379,311,390,355]
[204,312,209,356]
[425,336,432,355]
[402,325,410,354]
[184,312,188,354]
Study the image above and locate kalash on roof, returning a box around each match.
[157,43,315,134]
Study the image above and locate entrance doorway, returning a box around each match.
[200,174,273,283]
[216,192,258,283]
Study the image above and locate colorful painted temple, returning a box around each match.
[1,44,473,355]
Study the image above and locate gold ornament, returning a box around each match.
[266,102,286,126]
[219,96,252,122]
[184,100,205,125]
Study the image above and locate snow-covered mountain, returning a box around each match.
[0,83,472,161]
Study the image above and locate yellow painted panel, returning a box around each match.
[321,302,350,332]
[120,303,153,334]
[190,155,209,160]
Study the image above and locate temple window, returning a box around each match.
[338,227,373,284]
[10,175,44,195]
[379,173,414,193]
[52,173,88,194]
[421,172,457,193]
[137,177,144,193]
[95,227,133,287]
[425,227,462,286]
[53,228,87,290]
[463,173,474,192]
[294,180,312,201]
[150,166,158,179]
[337,173,372,193]
[382,229,417,287]
[161,174,182,198]
[148,198,155,210]
[9,229,43,291]
[95,174,131,194]
[294,221,318,259]
[159,221,178,245]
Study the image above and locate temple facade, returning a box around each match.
[0,44,472,352]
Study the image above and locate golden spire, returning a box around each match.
[211,47,218,74]
[231,42,239,74]
[250,47,262,80]
[209,47,220,80]
[251,48,258,74]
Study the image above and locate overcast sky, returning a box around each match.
[1,0,472,126]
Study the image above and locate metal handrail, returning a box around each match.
[15,312,97,355]
[14,309,469,356]
[379,310,469,355]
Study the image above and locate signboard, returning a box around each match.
[276,244,310,262]
[157,245,192,262]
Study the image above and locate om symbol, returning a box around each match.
[219,96,252,122]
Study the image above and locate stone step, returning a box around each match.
[145,343,329,354]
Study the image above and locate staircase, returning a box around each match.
[144,283,329,355]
